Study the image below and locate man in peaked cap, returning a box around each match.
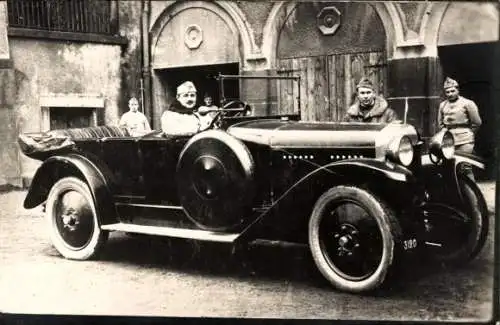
[161,81,215,136]
[438,77,482,179]
[344,77,398,123]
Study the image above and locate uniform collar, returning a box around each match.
[347,96,389,118]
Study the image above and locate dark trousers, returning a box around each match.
[456,143,475,181]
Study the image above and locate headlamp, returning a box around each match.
[429,129,455,163]
[386,135,414,167]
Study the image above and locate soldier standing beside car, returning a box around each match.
[161,81,214,136]
[119,97,151,136]
[438,77,482,179]
[344,77,398,123]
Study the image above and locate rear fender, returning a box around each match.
[239,159,415,242]
[24,154,117,225]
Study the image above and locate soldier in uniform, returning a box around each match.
[161,81,214,136]
[198,93,219,120]
[119,97,151,137]
[438,77,482,179]
[344,77,398,123]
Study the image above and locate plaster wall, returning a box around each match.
[150,1,174,31]
[438,2,498,46]
[277,2,386,59]
[10,38,122,181]
[118,0,143,115]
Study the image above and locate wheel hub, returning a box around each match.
[62,209,80,231]
[192,155,227,200]
[55,190,94,249]
[334,224,360,257]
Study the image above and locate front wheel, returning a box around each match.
[46,177,108,260]
[308,186,401,293]
[423,174,489,265]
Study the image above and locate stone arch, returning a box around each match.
[261,1,402,68]
[436,2,498,46]
[420,2,449,55]
[150,0,257,69]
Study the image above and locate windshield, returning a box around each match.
[216,74,301,119]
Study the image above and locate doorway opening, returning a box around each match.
[438,42,496,179]
[157,63,239,107]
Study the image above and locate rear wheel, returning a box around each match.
[46,177,108,260]
[423,174,488,265]
[308,186,401,293]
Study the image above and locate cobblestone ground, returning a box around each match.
[0,182,496,320]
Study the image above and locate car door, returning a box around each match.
[100,137,144,197]
[139,135,191,204]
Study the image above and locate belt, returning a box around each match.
[445,123,470,129]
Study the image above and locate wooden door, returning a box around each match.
[277,51,386,121]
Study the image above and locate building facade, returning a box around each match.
[1,1,498,186]
[145,0,498,177]
[0,0,142,187]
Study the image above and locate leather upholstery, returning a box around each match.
[48,126,130,139]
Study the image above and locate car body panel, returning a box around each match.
[24,153,118,225]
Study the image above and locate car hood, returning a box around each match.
[227,119,418,149]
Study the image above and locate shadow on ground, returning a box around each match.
[96,234,468,296]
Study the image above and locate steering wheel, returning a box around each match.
[205,100,250,130]
[221,100,249,117]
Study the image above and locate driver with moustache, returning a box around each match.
[161,81,214,136]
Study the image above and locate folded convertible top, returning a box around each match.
[18,126,130,160]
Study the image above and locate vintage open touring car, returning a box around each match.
[18,75,488,293]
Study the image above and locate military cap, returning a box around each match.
[443,77,459,89]
[356,77,374,90]
[177,81,197,95]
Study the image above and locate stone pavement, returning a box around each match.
[477,181,496,212]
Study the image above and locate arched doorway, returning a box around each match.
[274,2,388,121]
[149,2,245,128]
[437,2,498,178]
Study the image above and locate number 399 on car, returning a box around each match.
[18,97,488,294]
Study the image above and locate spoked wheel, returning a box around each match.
[309,186,401,293]
[423,174,488,265]
[46,177,108,260]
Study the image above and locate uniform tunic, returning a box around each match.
[119,111,151,137]
[161,103,212,136]
[344,96,398,123]
[438,96,481,146]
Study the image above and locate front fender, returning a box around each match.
[238,159,414,243]
[454,152,485,170]
[24,153,117,225]
[420,153,485,187]
[421,152,485,170]
[419,152,485,206]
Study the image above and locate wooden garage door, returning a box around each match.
[276,51,386,121]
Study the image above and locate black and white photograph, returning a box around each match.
[0,0,498,322]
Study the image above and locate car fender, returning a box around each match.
[421,152,484,170]
[238,158,414,242]
[453,152,485,170]
[24,153,117,225]
[420,153,485,191]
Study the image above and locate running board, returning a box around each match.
[101,223,240,243]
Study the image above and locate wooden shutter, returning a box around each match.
[277,51,386,122]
